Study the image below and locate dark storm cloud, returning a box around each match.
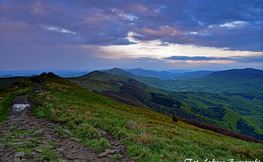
[0,0,262,51]
[234,56,263,63]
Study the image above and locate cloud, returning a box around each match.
[184,31,211,36]
[1,0,262,51]
[42,25,76,35]
[220,21,249,28]
[233,55,263,63]
[164,56,230,61]
[164,55,263,63]
[134,26,178,38]
[111,8,138,21]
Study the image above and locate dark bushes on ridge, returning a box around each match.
[172,116,178,122]
[30,72,55,83]
[178,117,262,143]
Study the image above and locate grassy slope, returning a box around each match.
[68,78,123,92]
[168,91,263,131]
[30,74,263,161]
[71,72,263,140]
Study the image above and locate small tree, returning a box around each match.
[172,116,178,122]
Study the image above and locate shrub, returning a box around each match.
[94,138,111,151]
[76,123,101,139]
[172,116,178,122]
[126,120,137,130]
[140,130,152,145]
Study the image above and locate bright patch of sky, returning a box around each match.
[96,32,262,62]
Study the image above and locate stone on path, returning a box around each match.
[14,151,25,158]
[98,149,117,158]
[13,158,20,162]
[35,149,43,153]
[63,129,72,135]
[9,141,32,146]
[35,144,54,149]
[97,128,107,135]
[33,129,43,135]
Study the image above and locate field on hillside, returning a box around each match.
[27,74,262,161]
[169,91,263,131]
[68,73,263,140]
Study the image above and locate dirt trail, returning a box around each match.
[0,84,132,162]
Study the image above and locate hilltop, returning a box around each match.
[1,73,262,161]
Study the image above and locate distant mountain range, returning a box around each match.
[114,68,214,80]
[105,67,263,93]
[170,68,263,92]
[0,70,92,78]
[2,67,263,93]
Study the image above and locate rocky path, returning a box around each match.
[0,84,132,162]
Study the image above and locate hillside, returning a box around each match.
[68,71,263,140]
[174,70,214,80]
[73,71,165,94]
[206,68,263,79]
[1,74,263,161]
[168,91,263,131]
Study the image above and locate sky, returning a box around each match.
[0,0,263,71]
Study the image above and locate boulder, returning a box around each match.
[35,145,54,149]
[9,141,32,146]
[63,129,72,135]
[14,151,25,158]
[13,158,20,162]
[33,130,43,135]
[98,149,117,158]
